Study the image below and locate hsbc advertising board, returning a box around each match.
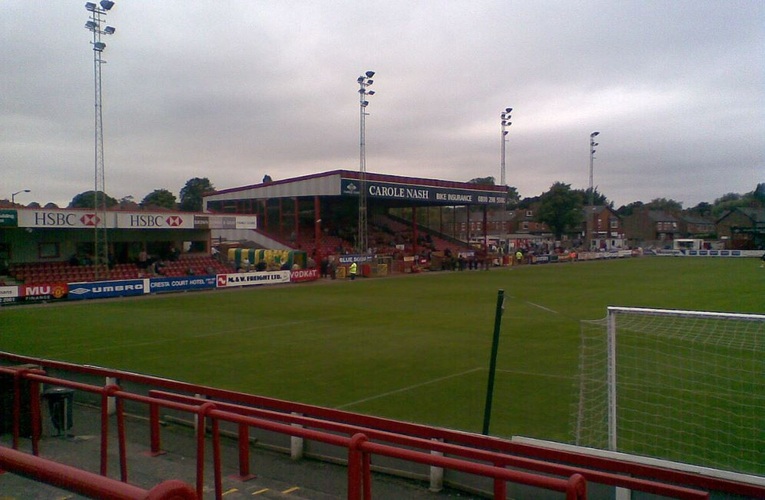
[68,279,146,300]
[117,212,193,229]
[16,210,195,230]
[216,271,290,288]
[17,210,113,229]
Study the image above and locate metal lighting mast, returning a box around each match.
[85,1,116,279]
[589,131,600,206]
[500,108,512,186]
[357,71,375,254]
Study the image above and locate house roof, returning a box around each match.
[716,207,765,224]
[680,214,714,224]
[647,210,679,222]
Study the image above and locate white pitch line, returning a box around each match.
[526,301,559,314]
[336,367,484,409]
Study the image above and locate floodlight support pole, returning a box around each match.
[85,2,116,280]
[588,131,600,207]
[357,71,375,254]
[482,289,505,435]
[500,108,512,187]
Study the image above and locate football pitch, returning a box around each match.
[2,257,763,444]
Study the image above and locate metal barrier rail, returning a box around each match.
[4,353,763,498]
[0,445,196,499]
[1,365,586,499]
[148,390,708,500]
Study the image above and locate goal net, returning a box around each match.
[574,306,765,476]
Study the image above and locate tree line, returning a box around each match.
[68,177,215,212]
[470,177,764,239]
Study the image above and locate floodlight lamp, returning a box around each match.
[365,70,375,78]
[590,131,600,137]
[85,2,97,11]
[85,21,97,30]
[104,26,115,34]
[357,76,364,83]
[592,142,598,147]
[361,101,369,107]
[93,41,106,51]
[366,79,373,85]
[506,107,512,113]
[503,131,509,136]
[367,90,375,95]
[100,0,115,10]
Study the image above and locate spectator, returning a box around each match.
[153,260,166,276]
[169,246,180,262]
[138,250,149,269]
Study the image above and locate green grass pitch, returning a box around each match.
[2,257,763,444]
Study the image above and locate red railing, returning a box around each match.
[3,354,762,499]
[0,367,586,499]
[0,445,196,499]
[147,390,707,500]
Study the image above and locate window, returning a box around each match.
[525,210,533,217]
[610,218,619,229]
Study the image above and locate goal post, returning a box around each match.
[574,306,765,476]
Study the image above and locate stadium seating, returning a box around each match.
[8,254,231,284]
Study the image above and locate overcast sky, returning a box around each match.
[2,1,763,209]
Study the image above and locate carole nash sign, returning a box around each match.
[340,179,506,205]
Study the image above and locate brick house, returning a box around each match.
[679,214,716,239]
[622,209,680,248]
[509,208,551,236]
[580,205,626,250]
[716,208,765,249]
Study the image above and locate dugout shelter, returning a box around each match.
[203,169,509,261]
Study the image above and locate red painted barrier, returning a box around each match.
[4,355,761,499]
[0,445,196,499]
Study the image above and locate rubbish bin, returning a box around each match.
[43,387,74,436]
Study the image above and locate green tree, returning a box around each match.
[753,182,765,203]
[69,190,118,209]
[179,177,215,212]
[617,201,644,216]
[468,176,495,185]
[646,198,683,212]
[141,189,177,210]
[578,187,611,207]
[688,202,713,217]
[505,186,521,209]
[536,182,582,239]
[711,187,765,216]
